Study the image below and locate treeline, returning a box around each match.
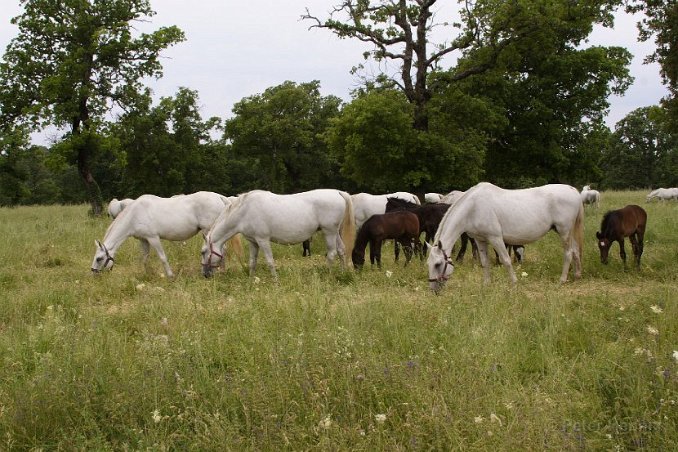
[2,0,678,208]
[1,82,677,207]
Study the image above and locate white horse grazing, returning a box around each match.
[424,193,443,203]
[202,189,356,279]
[427,182,584,292]
[647,187,678,202]
[580,186,601,208]
[92,191,239,278]
[107,198,134,219]
[351,192,420,229]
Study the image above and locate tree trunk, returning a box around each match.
[76,137,103,215]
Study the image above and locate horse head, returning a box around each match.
[595,231,612,264]
[426,241,454,293]
[351,246,365,270]
[91,240,115,274]
[200,235,223,278]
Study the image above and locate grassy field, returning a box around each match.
[0,190,676,450]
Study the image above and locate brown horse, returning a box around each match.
[596,204,647,268]
[385,197,450,258]
[352,211,420,269]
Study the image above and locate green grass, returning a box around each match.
[0,191,676,450]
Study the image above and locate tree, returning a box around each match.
[304,1,510,132]
[225,81,342,193]
[0,0,184,214]
[110,88,222,197]
[438,0,631,187]
[601,106,676,189]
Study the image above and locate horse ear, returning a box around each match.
[424,241,432,250]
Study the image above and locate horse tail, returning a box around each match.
[339,191,356,267]
[571,202,584,264]
[226,234,244,263]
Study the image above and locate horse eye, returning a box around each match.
[96,257,103,262]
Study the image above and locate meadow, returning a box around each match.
[0,190,676,450]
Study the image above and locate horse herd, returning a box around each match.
[93,183,658,293]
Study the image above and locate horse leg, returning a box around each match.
[146,236,174,278]
[474,240,492,284]
[302,239,311,257]
[374,239,383,269]
[636,225,646,269]
[256,239,278,279]
[247,240,259,276]
[394,240,400,262]
[629,234,641,269]
[138,238,151,265]
[455,233,468,262]
[489,237,517,284]
[323,232,339,267]
[402,238,413,266]
[618,239,627,268]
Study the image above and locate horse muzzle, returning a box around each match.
[202,265,214,278]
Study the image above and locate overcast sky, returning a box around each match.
[0,0,670,145]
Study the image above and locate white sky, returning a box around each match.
[0,0,670,145]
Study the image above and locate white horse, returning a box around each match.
[647,187,678,201]
[92,191,239,278]
[424,193,443,203]
[351,192,420,229]
[427,182,584,292]
[201,189,356,279]
[580,185,601,208]
[440,190,465,205]
[107,198,134,219]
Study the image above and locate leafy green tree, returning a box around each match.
[303,0,518,132]
[443,0,631,187]
[225,81,342,193]
[0,0,184,214]
[110,88,223,197]
[601,106,676,189]
[325,88,486,192]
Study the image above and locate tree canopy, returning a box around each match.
[0,0,184,213]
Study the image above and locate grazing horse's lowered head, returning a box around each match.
[91,240,115,274]
[426,242,454,294]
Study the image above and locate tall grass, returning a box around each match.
[0,191,676,450]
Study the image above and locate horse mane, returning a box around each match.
[432,183,488,244]
[599,210,620,238]
[224,190,266,214]
[386,197,419,210]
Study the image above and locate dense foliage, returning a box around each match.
[0,0,676,206]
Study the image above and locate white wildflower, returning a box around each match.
[490,413,503,426]
[152,409,162,423]
[385,270,393,278]
[650,305,663,314]
[375,413,387,424]
[474,415,484,424]
[647,326,659,336]
[521,271,528,278]
[135,283,146,291]
[253,276,261,284]
[318,414,332,430]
